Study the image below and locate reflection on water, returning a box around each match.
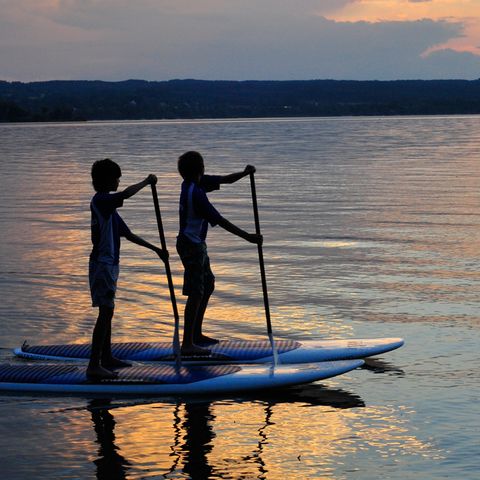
[89,400,130,480]
[362,358,406,376]
[84,389,364,479]
[173,402,215,479]
[1,117,480,478]
[58,381,442,480]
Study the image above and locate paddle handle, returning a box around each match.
[151,183,181,366]
[249,172,279,365]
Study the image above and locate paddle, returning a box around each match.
[151,183,181,367]
[249,172,279,365]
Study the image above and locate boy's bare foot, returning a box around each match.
[181,345,211,356]
[102,357,132,368]
[86,365,118,380]
[194,335,219,345]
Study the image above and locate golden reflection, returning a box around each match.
[91,402,180,475]
[339,405,445,460]
[298,240,359,248]
[17,213,93,339]
[88,400,130,480]
[80,392,443,479]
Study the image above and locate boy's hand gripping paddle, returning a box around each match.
[249,172,279,366]
[151,183,181,367]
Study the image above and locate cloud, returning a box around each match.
[0,1,478,81]
[177,16,472,81]
[419,48,480,78]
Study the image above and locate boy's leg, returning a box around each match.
[193,283,218,345]
[101,318,132,368]
[87,306,117,379]
[177,237,214,355]
[193,256,218,345]
[88,261,121,378]
[177,237,210,355]
[182,294,210,355]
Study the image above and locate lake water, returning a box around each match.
[0,116,479,479]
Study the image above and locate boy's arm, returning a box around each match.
[217,217,262,245]
[218,165,255,184]
[124,231,169,263]
[121,174,157,199]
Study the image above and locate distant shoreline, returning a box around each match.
[3,114,480,128]
[1,79,480,122]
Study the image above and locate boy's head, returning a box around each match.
[91,158,121,192]
[178,151,205,181]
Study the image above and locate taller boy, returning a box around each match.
[88,159,168,379]
[176,151,262,356]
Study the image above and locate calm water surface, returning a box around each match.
[0,117,479,479]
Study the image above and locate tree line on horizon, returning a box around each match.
[1,79,480,122]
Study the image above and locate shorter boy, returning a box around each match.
[88,158,168,379]
[176,151,262,356]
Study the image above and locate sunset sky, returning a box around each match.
[1,0,479,81]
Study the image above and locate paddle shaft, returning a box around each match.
[151,183,181,366]
[249,172,279,365]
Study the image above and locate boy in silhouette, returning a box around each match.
[176,151,262,356]
[88,159,168,379]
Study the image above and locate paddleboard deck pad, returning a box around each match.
[15,338,403,364]
[0,360,363,395]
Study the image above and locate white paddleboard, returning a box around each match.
[15,338,404,364]
[0,360,363,395]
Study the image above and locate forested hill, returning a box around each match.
[1,79,480,122]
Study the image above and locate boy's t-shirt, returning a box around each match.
[179,175,222,244]
[90,192,131,265]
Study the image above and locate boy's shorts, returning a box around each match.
[89,261,119,308]
[176,235,215,297]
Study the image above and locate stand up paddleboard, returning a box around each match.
[15,337,403,365]
[0,360,363,395]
